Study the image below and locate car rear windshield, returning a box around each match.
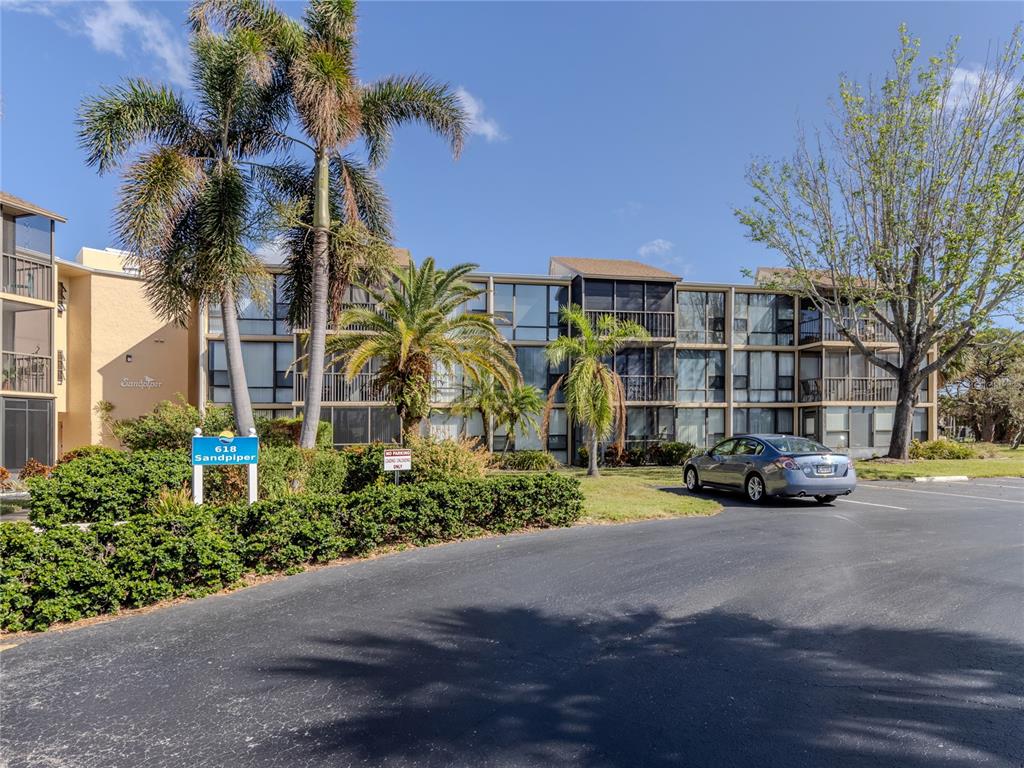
[766,436,831,454]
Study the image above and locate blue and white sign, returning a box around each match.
[191,435,259,466]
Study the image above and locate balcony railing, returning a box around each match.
[295,371,391,403]
[800,376,897,402]
[620,375,676,402]
[2,351,52,393]
[585,310,675,338]
[801,316,897,345]
[2,253,53,301]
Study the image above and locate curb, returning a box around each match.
[911,475,969,483]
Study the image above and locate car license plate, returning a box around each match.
[815,464,833,476]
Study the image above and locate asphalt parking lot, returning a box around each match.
[2,478,1022,768]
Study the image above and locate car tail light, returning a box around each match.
[774,457,800,470]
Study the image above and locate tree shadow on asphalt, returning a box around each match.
[256,607,1023,767]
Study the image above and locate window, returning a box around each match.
[677,291,726,343]
[676,350,725,402]
[799,352,822,402]
[733,351,794,402]
[615,282,644,312]
[333,408,368,444]
[584,280,614,311]
[2,396,52,469]
[209,340,293,404]
[493,283,563,341]
[733,407,793,435]
[734,293,794,345]
[675,408,726,448]
[464,282,487,314]
[820,405,906,450]
[208,277,291,335]
[621,406,675,447]
[799,298,821,344]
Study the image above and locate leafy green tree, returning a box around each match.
[191,0,467,449]
[940,328,1024,442]
[78,28,288,435]
[543,305,649,476]
[328,259,519,439]
[737,26,1024,458]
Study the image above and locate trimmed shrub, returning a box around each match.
[112,397,235,451]
[0,466,12,491]
[0,522,119,632]
[216,496,356,572]
[342,443,391,492]
[95,509,243,606]
[27,449,191,527]
[496,450,558,471]
[909,439,975,460]
[2,474,583,632]
[625,446,647,467]
[57,444,121,465]
[256,415,332,449]
[651,441,697,466]
[407,435,489,483]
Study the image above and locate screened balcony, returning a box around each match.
[581,280,675,339]
[2,213,53,302]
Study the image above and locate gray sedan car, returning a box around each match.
[683,434,856,504]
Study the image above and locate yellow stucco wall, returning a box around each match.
[57,250,193,454]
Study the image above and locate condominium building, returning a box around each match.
[0,188,935,467]
[1,192,64,470]
[198,255,938,459]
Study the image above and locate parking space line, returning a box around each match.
[864,485,1024,504]
[971,481,1024,490]
[836,498,907,511]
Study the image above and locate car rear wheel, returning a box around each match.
[684,467,701,491]
[814,495,837,504]
[745,473,766,504]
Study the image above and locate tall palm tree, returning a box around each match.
[495,383,545,454]
[543,305,650,476]
[78,28,288,436]
[191,0,467,448]
[329,259,519,439]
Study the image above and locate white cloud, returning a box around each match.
[83,1,190,87]
[456,87,505,143]
[7,0,190,87]
[637,238,674,260]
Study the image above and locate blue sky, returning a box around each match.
[1,1,1021,283]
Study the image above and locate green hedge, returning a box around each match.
[27,449,192,527]
[1,474,583,632]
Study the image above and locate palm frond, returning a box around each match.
[360,74,467,167]
[77,79,197,173]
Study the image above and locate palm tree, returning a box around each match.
[451,374,502,450]
[191,0,467,449]
[328,259,519,439]
[78,28,288,436]
[543,305,650,476]
[495,383,545,454]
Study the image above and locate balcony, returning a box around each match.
[2,253,52,302]
[620,375,675,402]
[801,315,897,345]
[2,352,51,393]
[800,376,897,402]
[295,371,391,403]
[585,310,675,339]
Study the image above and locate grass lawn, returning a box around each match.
[567,467,721,523]
[855,445,1024,480]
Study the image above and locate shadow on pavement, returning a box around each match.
[256,607,1023,767]
[661,485,835,509]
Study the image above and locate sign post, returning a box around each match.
[382,447,412,485]
[191,428,260,504]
